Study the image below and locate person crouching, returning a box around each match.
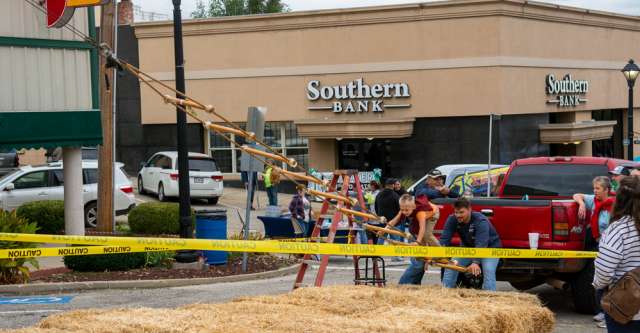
[440,197,502,291]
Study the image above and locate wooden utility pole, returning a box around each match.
[97,1,116,232]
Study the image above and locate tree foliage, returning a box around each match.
[191,0,289,18]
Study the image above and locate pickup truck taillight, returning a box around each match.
[170,173,179,181]
[211,175,223,182]
[552,206,569,241]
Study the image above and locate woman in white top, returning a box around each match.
[593,176,640,332]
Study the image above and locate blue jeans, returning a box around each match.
[399,257,426,285]
[266,186,278,206]
[605,314,640,333]
[442,257,499,291]
[389,221,406,243]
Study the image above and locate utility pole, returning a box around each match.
[97,0,116,232]
[173,0,198,263]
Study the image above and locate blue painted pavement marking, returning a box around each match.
[0,296,73,305]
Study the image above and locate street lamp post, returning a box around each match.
[172,0,197,263]
[622,59,640,161]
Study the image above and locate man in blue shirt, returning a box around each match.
[415,169,459,199]
[440,197,501,291]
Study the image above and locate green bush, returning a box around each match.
[64,252,147,272]
[128,202,194,235]
[145,251,175,269]
[16,201,65,234]
[0,211,40,284]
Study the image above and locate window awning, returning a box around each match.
[295,118,415,139]
[0,111,102,149]
[538,120,617,144]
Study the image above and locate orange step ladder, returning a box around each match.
[293,169,384,289]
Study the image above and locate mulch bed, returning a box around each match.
[30,255,299,283]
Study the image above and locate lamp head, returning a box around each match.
[622,59,640,85]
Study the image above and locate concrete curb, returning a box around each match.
[0,264,300,295]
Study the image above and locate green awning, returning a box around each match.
[0,111,102,149]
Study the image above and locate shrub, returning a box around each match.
[128,202,194,235]
[0,211,39,284]
[145,251,175,269]
[16,201,65,234]
[64,252,147,272]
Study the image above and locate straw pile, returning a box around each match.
[5,285,554,333]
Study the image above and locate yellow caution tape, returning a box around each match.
[0,245,171,259]
[0,233,597,259]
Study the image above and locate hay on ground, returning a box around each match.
[4,285,555,333]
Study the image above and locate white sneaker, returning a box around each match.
[593,312,605,322]
[596,321,606,328]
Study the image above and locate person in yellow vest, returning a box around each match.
[263,163,281,206]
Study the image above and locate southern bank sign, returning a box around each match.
[546,74,589,107]
[306,78,411,113]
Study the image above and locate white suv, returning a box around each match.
[0,161,136,227]
[138,152,223,204]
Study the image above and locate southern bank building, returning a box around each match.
[130,0,640,180]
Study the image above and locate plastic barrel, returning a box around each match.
[195,209,227,265]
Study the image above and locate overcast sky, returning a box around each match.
[133,0,640,19]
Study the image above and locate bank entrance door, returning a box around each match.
[592,110,624,159]
[338,139,391,176]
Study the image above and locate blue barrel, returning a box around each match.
[195,209,227,265]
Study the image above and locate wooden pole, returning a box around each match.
[96,1,116,232]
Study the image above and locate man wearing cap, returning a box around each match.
[416,169,459,200]
[609,166,631,192]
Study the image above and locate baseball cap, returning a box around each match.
[427,169,445,179]
[385,178,397,186]
[609,166,631,176]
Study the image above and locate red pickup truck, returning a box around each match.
[432,156,639,314]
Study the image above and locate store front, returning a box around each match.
[134,0,640,180]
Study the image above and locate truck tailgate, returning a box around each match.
[433,198,555,249]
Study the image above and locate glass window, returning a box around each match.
[209,121,309,173]
[84,169,98,185]
[189,158,218,172]
[502,164,609,197]
[81,147,98,160]
[146,155,161,167]
[212,150,232,173]
[14,171,48,189]
[285,148,308,170]
[158,156,173,169]
[51,170,64,186]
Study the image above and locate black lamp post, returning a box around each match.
[172,0,197,263]
[622,59,640,161]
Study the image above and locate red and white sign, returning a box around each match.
[46,0,110,28]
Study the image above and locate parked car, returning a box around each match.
[408,164,508,196]
[432,156,639,314]
[0,161,136,227]
[137,152,223,204]
[0,148,19,176]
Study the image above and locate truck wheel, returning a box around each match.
[570,260,598,314]
[509,279,544,291]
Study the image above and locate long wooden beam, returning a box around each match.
[241,146,298,168]
[307,189,354,205]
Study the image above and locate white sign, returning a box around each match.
[546,74,589,107]
[306,78,411,113]
[307,171,378,201]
